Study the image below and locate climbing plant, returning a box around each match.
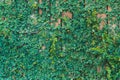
[0,0,120,80]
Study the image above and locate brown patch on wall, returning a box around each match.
[62,11,72,19]
[97,14,106,19]
[97,14,106,30]
[97,6,113,30]
[38,0,42,14]
[97,66,101,73]
[99,20,106,30]
[2,17,5,20]
[39,9,42,14]
[50,18,61,27]
[42,45,46,50]
[107,6,112,12]
[39,0,42,3]
[54,11,73,27]
[55,19,61,27]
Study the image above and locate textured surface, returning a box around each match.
[0,0,120,80]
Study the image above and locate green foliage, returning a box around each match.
[0,0,120,80]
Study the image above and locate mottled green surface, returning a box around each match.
[0,0,120,80]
